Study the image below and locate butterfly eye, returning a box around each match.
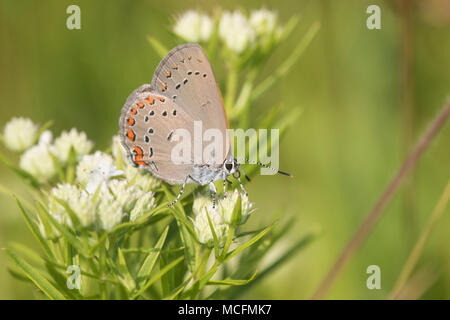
[225,163,233,171]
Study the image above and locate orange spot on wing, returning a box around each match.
[127,129,136,142]
[157,97,165,102]
[166,71,171,78]
[131,108,137,115]
[133,146,145,166]
[145,96,155,105]
[137,102,145,109]
[172,65,178,70]
[133,145,143,156]
[161,82,167,92]
[127,117,135,126]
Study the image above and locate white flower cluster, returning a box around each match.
[173,10,213,42]
[51,128,93,162]
[2,118,159,232]
[2,117,39,151]
[2,118,95,183]
[173,8,281,53]
[192,189,255,247]
[48,151,157,231]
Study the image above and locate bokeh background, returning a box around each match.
[1,0,450,299]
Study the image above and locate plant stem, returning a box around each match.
[311,100,450,300]
[389,179,450,299]
[251,22,320,103]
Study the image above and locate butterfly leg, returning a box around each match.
[169,177,188,207]
[222,172,228,198]
[234,170,248,197]
[209,182,217,209]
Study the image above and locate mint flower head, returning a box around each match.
[192,193,229,247]
[49,183,95,227]
[76,151,123,194]
[19,144,56,182]
[124,163,160,192]
[173,10,214,43]
[219,11,256,53]
[249,8,279,37]
[97,180,156,230]
[193,204,229,247]
[2,117,39,152]
[219,189,256,225]
[51,128,94,163]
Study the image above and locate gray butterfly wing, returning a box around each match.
[119,84,196,185]
[149,43,230,166]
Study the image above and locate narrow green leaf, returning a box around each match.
[224,222,277,262]
[54,197,82,230]
[8,266,32,283]
[136,226,169,287]
[15,198,56,261]
[117,248,136,292]
[207,270,258,286]
[147,35,169,59]
[133,256,184,299]
[257,233,315,281]
[163,184,197,272]
[251,22,320,102]
[10,242,46,268]
[3,249,66,300]
[37,201,86,254]
[205,209,220,259]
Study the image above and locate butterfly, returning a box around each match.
[119,44,291,206]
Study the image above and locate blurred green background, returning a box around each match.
[1,0,450,299]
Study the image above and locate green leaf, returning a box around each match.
[207,270,258,286]
[45,262,83,300]
[257,233,315,281]
[116,248,136,292]
[224,222,277,263]
[147,35,169,59]
[163,184,197,272]
[136,226,169,288]
[205,209,220,259]
[132,256,184,299]
[35,200,58,241]
[15,198,56,261]
[4,248,66,300]
[36,201,86,254]
[10,242,46,268]
[251,22,320,103]
[279,15,300,42]
[229,232,316,299]
[8,266,32,283]
[54,197,83,230]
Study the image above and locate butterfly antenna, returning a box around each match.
[240,167,252,182]
[238,158,293,178]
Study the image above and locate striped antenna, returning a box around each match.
[237,158,293,178]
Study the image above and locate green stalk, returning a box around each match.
[251,22,320,103]
[221,225,236,261]
[390,179,450,299]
